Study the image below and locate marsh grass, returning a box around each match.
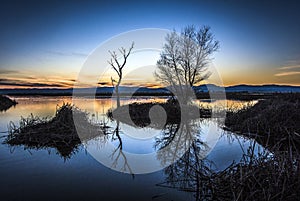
[4,103,106,158]
[213,94,300,200]
[225,94,300,152]
[210,148,300,201]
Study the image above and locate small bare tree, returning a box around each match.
[108,42,134,108]
[155,25,219,104]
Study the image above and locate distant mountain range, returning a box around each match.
[195,84,300,93]
[0,84,299,96]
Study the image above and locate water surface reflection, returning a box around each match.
[0,96,264,201]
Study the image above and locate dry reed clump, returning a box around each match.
[210,152,300,201]
[5,103,103,158]
[0,95,17,111]
[225,95,300,151]
[159,147,300,201]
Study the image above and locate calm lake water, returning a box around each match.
[0,96,262,201]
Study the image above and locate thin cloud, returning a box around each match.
[122,82,136,86]
[143,83,163,88]
[274,71,300,77]
[279,65,300,70]
[275,63,300,77]
[97,81,111,86]
[23,76,37,80]
[45,50,66,56]
[121,82,162,88]
[71,52,88,57]
[0,69,19,74]
[46,50,88,58]
[0,78,67,88]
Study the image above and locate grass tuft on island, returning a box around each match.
[0,95,17,111]
[4,103,104,158]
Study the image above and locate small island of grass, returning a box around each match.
[108,98,212,128]
[4,103,105,158]
[0,95,17,111]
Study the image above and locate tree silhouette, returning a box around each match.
[155,25,219,104]
[108,42,134,108]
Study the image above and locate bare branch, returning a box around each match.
[107,42,134,108]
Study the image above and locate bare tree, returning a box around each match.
[108,42,134,108]
[155,25,219,104]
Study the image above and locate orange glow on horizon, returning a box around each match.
[1,70,299,89]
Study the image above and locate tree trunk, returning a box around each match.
[115,120,122,149]
[116,84,120,108]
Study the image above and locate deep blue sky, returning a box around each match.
[1,0,300,88]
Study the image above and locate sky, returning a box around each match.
[0,0,300,88]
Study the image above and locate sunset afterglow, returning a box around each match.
[1,1,300,88]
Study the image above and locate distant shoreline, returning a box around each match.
[1,84,299,100]
[2,92,300,101]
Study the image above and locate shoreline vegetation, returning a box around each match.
[212,93,300,200]
[225,93,300,151]
[0,95,17,111]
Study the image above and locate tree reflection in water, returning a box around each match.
[108,113,220,200]
[155,119,214,200]
[109,119,134,177]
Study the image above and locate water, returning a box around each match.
[0,96,263,201]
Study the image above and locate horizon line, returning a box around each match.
[1,83,300,90]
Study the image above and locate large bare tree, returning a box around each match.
[155,25,219,103]
[108,42,134,108]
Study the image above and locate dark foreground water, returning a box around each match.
[0,96,262,201]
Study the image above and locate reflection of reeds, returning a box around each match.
[211,144,300,201]
[0,95,17,111]
[159,140,300,201]
[5,103,106,158]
